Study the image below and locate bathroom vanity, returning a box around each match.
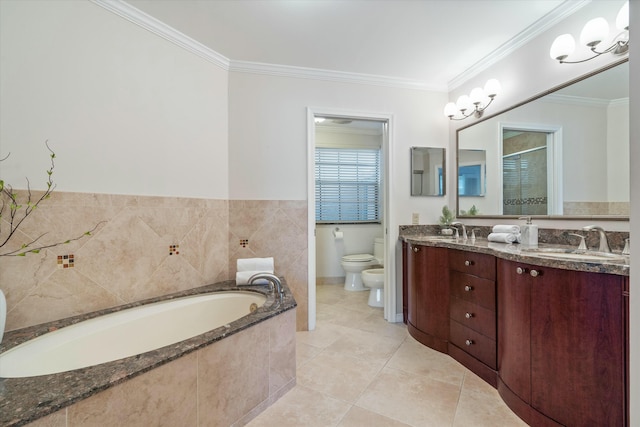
[401,236,629,427]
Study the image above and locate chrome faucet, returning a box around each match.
[450,221,467,240]
[248,273,284,299]
[582,225,611,253]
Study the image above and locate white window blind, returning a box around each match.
[315,147,381,223]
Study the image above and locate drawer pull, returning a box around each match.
[465,312,474,319]
[464,285,473,292]
[530,269,540,277]
[516,267,526,275]
[464,260,474,266]
[465,339,474,346]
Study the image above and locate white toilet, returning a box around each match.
[340,253,377,291]
[362,238,385,307]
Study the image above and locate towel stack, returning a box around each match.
[236,257,274,285]
[488,225,521,243]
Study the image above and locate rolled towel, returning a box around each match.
[237,257,274,272]
[488,232,521,244]
[236,270,271,285]
[492,225,521,234]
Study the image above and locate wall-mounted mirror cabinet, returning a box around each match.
[411,147,445,196]
[456,59,629,219]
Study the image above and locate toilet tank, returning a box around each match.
[373,237,384,264]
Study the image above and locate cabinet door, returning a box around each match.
[530,267,625,427]
[406,244,449,350]
[497,259,531,403]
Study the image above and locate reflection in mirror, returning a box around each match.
[458,149,486,197]
[411,147,445,196]
[457,59,629,219]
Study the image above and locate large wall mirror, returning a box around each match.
[411,147,445,196]
[456,59,629,219]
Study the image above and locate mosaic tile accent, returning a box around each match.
[240,239,249,248]
[169,245,179,255]
[57,254,75,269]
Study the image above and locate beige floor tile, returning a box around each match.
[337,406,413,427]
[297,350,386,403]
[245,385,351,427]
[453,372,528,427]
[296,322,351,349]
[356,367,460,427]
[387,336,466,386]
[296,340,323,367]
[325,327,405,363]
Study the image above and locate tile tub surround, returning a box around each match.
[0,280,297,427]
[400,228,629,277]
[0,192,310,333]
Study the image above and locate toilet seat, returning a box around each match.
[341,254,374,262]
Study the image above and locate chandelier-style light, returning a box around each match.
[550,1,629,64]
[443,79,501,120]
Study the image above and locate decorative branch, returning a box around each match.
[0,141,101,257]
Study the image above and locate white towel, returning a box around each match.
[492,225,521,234]
[488,232,521,243]
[237,257,274,272]
[236,257,274,285]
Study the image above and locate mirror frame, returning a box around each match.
[411,147,446,197]
[455,57,629,221]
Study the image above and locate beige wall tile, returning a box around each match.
[198,321,270,427]
[67,353,198,426]
[269,309,297,395]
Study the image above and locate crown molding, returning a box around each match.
[448,0,592,90]
[93,0,589,93]
[229,60,444,91]
[90,0,445,91]
[90,0,230,70]
[545,93,628,108]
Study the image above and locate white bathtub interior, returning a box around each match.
[0,291,266,378]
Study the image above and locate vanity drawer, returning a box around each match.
[450,271,496,310]
[449,250,496,280]
[450,320,496,369]
[450,296,496,340]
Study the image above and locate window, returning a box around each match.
[458,164,483,196]
[315,147,381,223]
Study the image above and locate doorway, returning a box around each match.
[307,108,394,331]
[500,124,563,216]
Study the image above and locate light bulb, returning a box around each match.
[550,34,575,61]
[443,102,458,118]
[484,79,501,98]
[616,1,629,31]
[469,87,485,105]
[580,17,609,47]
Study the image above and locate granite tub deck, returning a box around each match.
[401,234,629,276]
[0,279,297,427]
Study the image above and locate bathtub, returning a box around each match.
[0,280,297,427]
[0,291,266,378]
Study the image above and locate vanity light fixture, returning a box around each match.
[443,79,501,120]
[549,1,629,64]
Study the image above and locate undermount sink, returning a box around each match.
[521,247,628,262]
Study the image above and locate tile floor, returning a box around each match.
[247,282,528,427]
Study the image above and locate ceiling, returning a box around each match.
[126,0,571,91]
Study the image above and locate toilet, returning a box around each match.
[340,253,377,291]
[362,237,385,307]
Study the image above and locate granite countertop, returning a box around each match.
[0,279,297,427]
[401,235,629,277]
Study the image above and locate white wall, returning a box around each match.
[607,100,630,201]
[0,0,229,199]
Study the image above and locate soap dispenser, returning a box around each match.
[519,216,538,247]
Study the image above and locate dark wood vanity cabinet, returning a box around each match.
[497,258,628,427]
[405,242,449,353]
[448,250,497,386]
